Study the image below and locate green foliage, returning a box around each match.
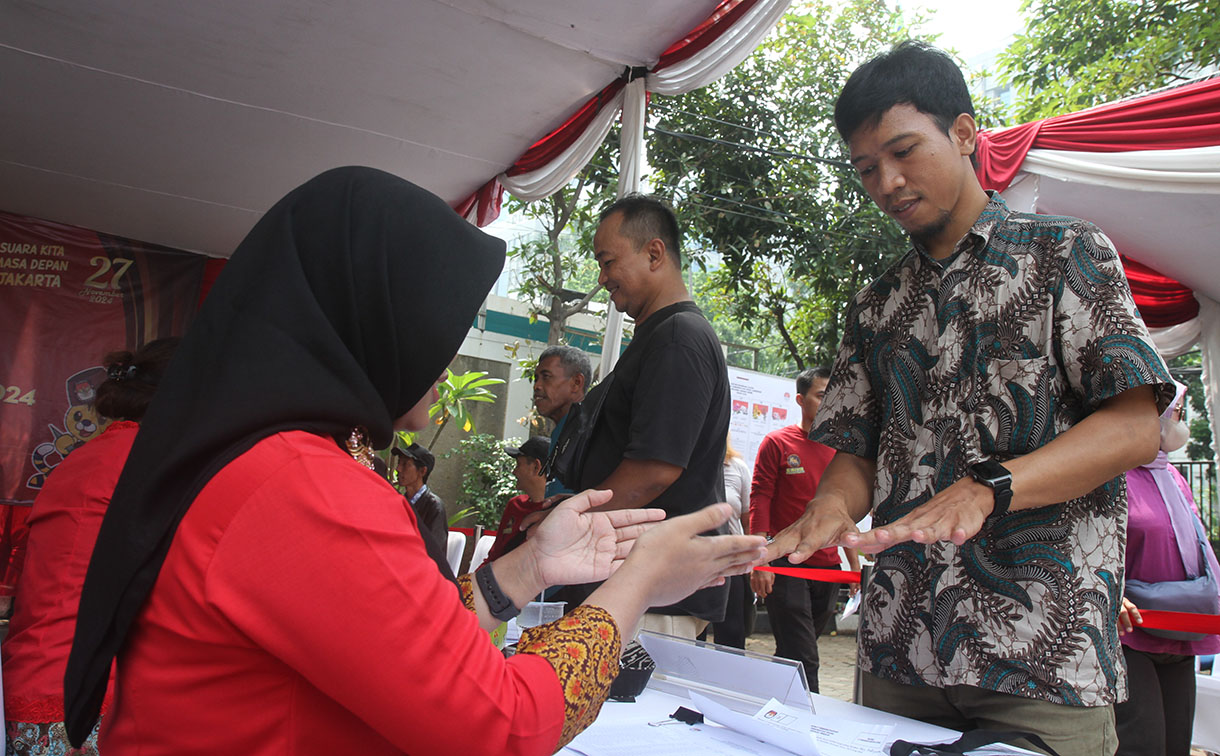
[390,369,505,454]
[447,506,476,527]
[443,433,518,528]
[998,0,1220,123]
[426,370,504,448]
[649,0,920,368]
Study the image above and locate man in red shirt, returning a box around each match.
[750,367,857,692]
[486,436,550,563]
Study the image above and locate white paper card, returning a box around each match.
[691,691,820,756]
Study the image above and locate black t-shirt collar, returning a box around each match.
[634,300,701,342]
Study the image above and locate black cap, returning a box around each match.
[506,435,550,463]
[391,442,435,476]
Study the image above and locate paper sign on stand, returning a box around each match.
[637,630,812,715]
[690,692,819,755]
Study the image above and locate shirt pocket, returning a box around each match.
[974,356,1056,456]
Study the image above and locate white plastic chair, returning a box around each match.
[468,534,496,573]
[445,531,466,576]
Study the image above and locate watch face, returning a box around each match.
[971,460,1011,484]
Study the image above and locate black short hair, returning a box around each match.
[834,40,975,157]
[796,366,831,396]
[94,337,181,422]
[537,345,592,393]
[599,194,681,265]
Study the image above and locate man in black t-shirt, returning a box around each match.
[559,194,732,638]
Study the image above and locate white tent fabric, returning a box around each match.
[598,76,650,377]
[1149,319,1204,360]
[1001,146,1220,468]
[1199,296,1220,474]
[0,0,734,258]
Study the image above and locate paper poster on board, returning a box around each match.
[727,366,799,476]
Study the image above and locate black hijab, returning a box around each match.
[63,167,505,743]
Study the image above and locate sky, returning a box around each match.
[909,0,1025,65]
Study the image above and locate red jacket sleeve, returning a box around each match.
[749,435,781,536]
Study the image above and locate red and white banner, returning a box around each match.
[0,211,206,593]
[0,211,206,506]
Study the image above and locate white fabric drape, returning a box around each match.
[497,89,627,202]
[496,0,791,211]
[1020,146,1220,194]
[1150,318,1204,359]
[645,0,791,95]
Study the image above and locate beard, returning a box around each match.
[909,208,954,245]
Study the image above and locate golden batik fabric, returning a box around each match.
[516,605,622,748]
[457,573,476,612]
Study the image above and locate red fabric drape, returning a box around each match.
[654,0,757,70]
[197,257,228,307]
[452,0,760,226]
[1121,255,1200,328]
[452,177,504,228]
[976,76,1220,192]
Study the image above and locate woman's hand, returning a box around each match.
[1118,596,1142,635]
[527,489,664,587]
[604,503,768,609]
[518,493,573,533]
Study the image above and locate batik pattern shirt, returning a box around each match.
[811,193,1173,706]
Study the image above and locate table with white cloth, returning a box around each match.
[563,676,1034,756]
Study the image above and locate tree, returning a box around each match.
[504,142,617,345]
[997,0,1220,123]
[648,0,925,371]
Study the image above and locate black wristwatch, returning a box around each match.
[969,460,1013,519]
[475,563,520,622]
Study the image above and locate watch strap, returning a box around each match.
[475,562,520,621]
[988,480,1013,518]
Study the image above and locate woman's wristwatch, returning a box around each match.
[475,563,520,621]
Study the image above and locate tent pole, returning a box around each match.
[598,76,647,379]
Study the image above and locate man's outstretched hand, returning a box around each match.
[840,476,993,554]
[766,501,860,564]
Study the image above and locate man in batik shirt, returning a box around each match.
[768,41,1173,756]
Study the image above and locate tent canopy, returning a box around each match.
[977,76,1220,303]
[0,0,723,258]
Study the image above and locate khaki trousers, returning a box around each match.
[862,672,1117,756]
